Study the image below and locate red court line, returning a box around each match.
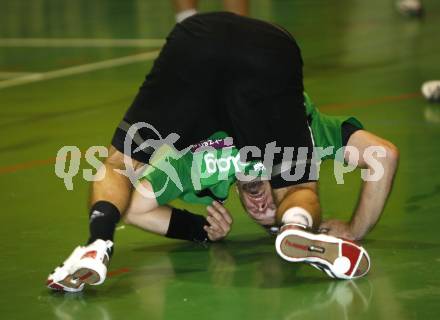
[0,157,56,174]
[0,150,83,175]
[107,267,130,277]
[320,92,421,111]
[0,91,422,176]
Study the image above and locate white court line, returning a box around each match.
[0,38,165,47]
[0,71,37,80]
[0,50,160,90]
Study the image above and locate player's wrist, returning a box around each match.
[348,221,364,241]
[166,208,211,243]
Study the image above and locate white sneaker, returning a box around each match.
[47,239,113,292]
[47,247,86,292]
[422,81,440,102]
[70,239,113,286]
[275,224,370,280]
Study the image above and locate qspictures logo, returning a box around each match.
[54,121,387,198]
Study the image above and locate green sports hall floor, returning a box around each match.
[1,0,439,319]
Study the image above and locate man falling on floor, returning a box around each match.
[47,13,398,292]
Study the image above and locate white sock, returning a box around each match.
[176,9,197,23]
[281,207,313,228]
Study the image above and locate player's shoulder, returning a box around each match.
[304,92,319,117]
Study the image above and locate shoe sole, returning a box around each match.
[71,257,107,286]
[277,231,339,263]
[72,268,101,285]
[46,277,84,293]
[275,229,370,279]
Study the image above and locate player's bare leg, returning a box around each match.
[123,180,171,235]
[173,0,197,12]
[173,0,248,22]
[273,182,321,229]
[48,146,143,292]
[90,146,141,216]
[173,0,198,22]
[74,147,144,285]
[223,0,249,16]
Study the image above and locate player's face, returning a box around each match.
[236,180,277,226]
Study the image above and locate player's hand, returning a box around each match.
[204,201,233,242]
[318,219,357,241]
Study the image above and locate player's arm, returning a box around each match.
[124,180,232,242]
[320,130,399,240]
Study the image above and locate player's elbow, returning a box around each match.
[375,141,399,174]
[384,142,399,169]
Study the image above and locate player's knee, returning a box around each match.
[121,204,143,225]
[105,146,142,170]
[105,146,125,168]
[122,211,133,225]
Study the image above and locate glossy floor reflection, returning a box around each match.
[41,236,422,320]
[1,0,440,319]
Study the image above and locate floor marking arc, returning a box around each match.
[0,50,160,90]
[0,38,165,47]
